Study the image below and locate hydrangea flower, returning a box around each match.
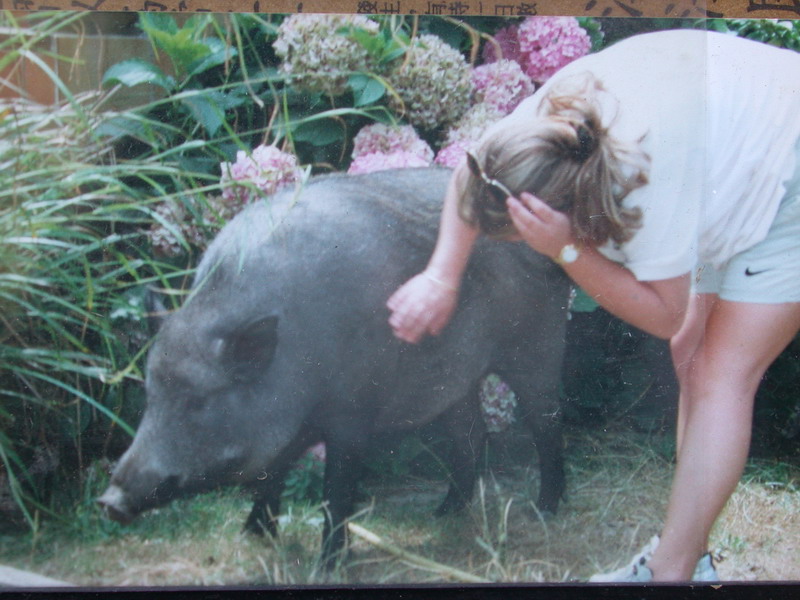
[434,140,472,169]
[434,103,505,167]
[220,144,302,212]
[149,146,301,257]
[472,59,535,116]
[443,103,506,147]
[348,150,430,175]
[482,17,591,85]
[352,123,434,162]
[274,14,380,96]
[516,17,591,84]
[386,34,473,131]
[148,199,209,257]
[307,442,326,463]
[479,374,517,433]
[481,24,522,64]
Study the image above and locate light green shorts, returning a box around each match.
[695,164,800,303]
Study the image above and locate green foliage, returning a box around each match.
[281,453,324,506]
[344,22,409,67]
[706,19,800,51]
[0,10,219,529]
[102,13,277,163]
[577,17,606,51]
[348,73,388,108]
[568,286,600,313]
[561,306,677,432]
[102,59,176,92]
[752,337,800,457]
[139,13,233,79]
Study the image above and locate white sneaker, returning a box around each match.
[589,535,719,583]
[692,553,719,582]
[588,535,659,583]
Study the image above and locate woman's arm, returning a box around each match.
[508,192,690,339]
[387,162,479,343]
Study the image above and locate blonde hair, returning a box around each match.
[459,74,650,246]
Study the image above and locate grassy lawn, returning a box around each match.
[1,425,798,586]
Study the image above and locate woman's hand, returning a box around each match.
[509,192,690,339]
[387,272,459,344]
[507,192,574,260]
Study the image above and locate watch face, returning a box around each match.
[561,245,579,263]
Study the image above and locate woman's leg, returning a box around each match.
[648,300,800,581]
[670,293,718,453]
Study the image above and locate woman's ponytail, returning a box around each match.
[542,77,649,246]
[460,74,649,245]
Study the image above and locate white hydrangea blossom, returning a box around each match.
[274,14,380,96]
[386,34,473,130]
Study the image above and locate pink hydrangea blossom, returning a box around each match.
[435,103,505,168]
[481,24,522,64]
[347,150,431,175]
[516,17,591,84]
[480,374,517,433]
[220,144,302,210]
[471,59,535,115]
[352,123,434,162]
[434,140,472,169]
[307,442,326,463]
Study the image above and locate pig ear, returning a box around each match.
[220,316,279,381]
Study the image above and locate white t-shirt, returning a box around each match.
[492,30,800,281]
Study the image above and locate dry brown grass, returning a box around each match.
[1,427,797,586]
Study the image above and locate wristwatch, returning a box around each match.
[555,243,581,265]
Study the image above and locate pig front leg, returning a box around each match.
[243,433,318,537]
[244,465,291,537]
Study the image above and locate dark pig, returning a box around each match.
[98,167,571,565]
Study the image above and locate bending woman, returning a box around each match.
[387,29,800,582]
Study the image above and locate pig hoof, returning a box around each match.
[434,499,467,517]
[243,516,277,538]
[529,505,556,521]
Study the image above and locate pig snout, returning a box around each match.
[97,484,136,524]
[97,457,183,524]
[97,475,182,522]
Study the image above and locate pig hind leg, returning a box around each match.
[319,435,367,569]
[434,388,486,517]
[498,370,565,516]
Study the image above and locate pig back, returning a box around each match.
[190,168,568,429]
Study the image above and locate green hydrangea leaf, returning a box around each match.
[349,73,386,107]
[102,59,175,91]
[293,119,344,146]
[180,91,226,137]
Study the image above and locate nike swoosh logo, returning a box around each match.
[745,267,769,276]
